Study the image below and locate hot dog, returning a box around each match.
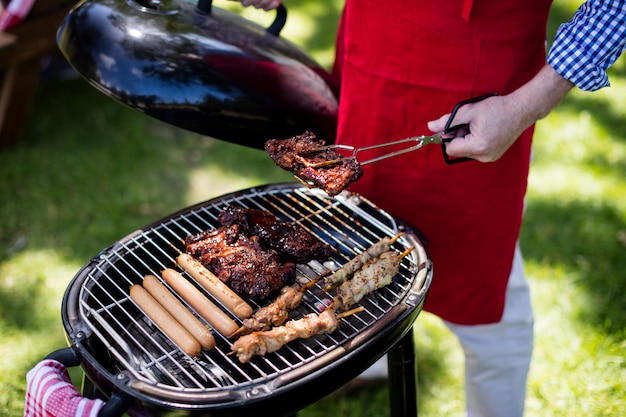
[142,274,216,351]
[161,268,240,337]
[129,284,202,357]
[177,253,253,319]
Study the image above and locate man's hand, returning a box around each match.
[427,64,574,162]
[235,0,281,10]
[427,95,530,162]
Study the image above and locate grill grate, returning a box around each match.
[72,184,430,403]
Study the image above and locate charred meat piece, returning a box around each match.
[185,224,240,256]
[186,229,296,299]
[218,205,333,263]
[264,132,364,196]
[185,206,332,299]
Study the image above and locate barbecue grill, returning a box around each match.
[49,1,434,415]
[46,184,432,416]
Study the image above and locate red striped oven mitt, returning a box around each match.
[24,359,104,417]
[0,0,35,30]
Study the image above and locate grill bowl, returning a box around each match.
[53,183,432,416]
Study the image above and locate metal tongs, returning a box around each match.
[300,93,497,167]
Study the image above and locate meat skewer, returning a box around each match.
[333,247,414,311]
[230,284,304,338]
[322,233,403,292]
[230,305,363,363]
[230,246,411,362]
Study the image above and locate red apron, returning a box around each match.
[333,0,552,324]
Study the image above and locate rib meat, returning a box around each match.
[185,206,333,299]
[218,205,332,263]
[264,132,363,196]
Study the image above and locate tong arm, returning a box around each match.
[357,136,440,165]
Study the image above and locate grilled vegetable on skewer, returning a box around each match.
[323,233,403,291]
[333,247,414,311]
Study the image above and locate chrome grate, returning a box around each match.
[72,184,430,404]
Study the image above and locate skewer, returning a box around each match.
[230,303,367,363]
[333,246,414,311]
[323,233,404,292]
[229,283,309,338]
[229,244,413,362]
[301,268,333,290]
[335,305,364,319]
[226,306,364,358]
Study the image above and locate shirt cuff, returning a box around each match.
[547,26,611,92]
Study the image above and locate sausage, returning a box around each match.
[142,274,216,351]
[129,284,202,357]
[161,268,240,337]
[177,253,253,319]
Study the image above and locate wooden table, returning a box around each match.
[0,0,75,149]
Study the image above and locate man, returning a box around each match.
[237,1,624,416]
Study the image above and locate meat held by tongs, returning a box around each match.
[264,132,363,196]
[264,95,499,196]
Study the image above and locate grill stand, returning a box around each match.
[388,329,418,417]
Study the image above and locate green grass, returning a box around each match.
[1,0,625,416]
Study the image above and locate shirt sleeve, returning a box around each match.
[547,0,626,91]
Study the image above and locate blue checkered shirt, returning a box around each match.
[547,0,626,91]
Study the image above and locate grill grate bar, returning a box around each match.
[73,185,427,398]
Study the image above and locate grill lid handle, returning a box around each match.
[196,0,287,36]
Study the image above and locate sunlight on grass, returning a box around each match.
[529,165,626,205]
[186,165,276,204]
[0,250,82,415]
[526,261,626,416]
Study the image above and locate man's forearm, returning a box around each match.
[508,63,575,130]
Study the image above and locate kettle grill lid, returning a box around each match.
[56,0,339,148]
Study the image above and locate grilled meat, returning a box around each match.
[236,285,304,335]
[231,306,339,363]
[186,228,295,299]
[323,234,402,291]
[218,205,333,263]
[264,132,364,196]
[333,248,413,311]
[229,245,413,362]
[185,206,333,299]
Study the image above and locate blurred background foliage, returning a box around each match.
[0,0,624,415]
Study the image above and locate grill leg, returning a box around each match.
[388,328,418,417]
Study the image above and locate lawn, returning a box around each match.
[1,0,624,416]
